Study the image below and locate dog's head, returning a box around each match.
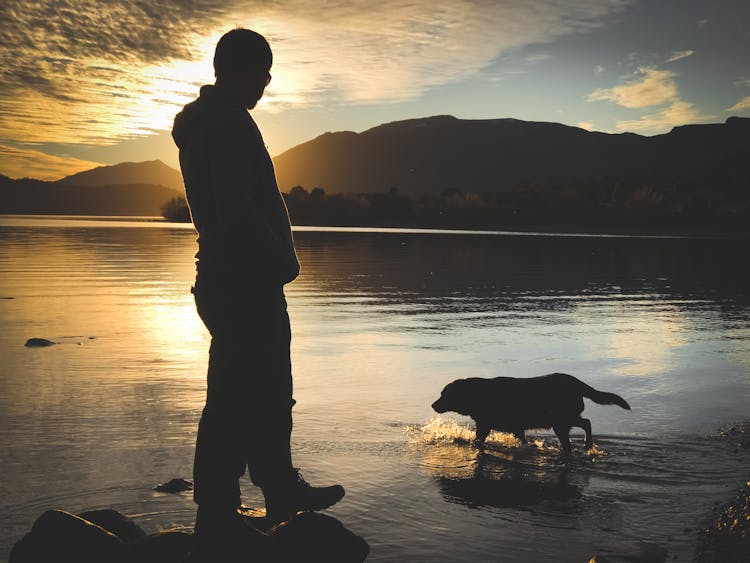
[432,378,478,416]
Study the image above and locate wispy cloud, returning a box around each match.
[576,121,594,130]
[666,50,694,63]
[728,96,750,112]
[729,76,750,112]
[0,0,633,147]
[587,67,678,108]
[615,100,707,132]
[0,145,102,180]
[524,53,554,64]
[587,66,711,133]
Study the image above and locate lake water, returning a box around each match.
[1,215,749,562]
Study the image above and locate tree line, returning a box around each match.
[162,179,749,234]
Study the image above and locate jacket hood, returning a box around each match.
[172,85,244,149]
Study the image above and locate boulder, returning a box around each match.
[270,512,369,562]
[10,509,125,563]
[78,509,147,542]
[128,530,196,563]
[11,507,369,563]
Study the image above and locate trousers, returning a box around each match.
[191,276,295,509]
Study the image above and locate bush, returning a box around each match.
[161,197,191,222]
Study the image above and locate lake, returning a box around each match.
[1,215,749,562]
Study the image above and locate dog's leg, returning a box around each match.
[577,417,593,449]
[553,425,572,455]
[474,421,490,447]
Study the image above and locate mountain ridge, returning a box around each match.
[55,159,184,191]
[272,115,749,195]
[1,115,748,221]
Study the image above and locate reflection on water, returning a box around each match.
[1,216,749,562]
[407,418,750,561]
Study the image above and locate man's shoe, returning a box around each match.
[263,469,345,524]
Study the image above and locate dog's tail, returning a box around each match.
[581,384,631,410]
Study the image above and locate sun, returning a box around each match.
[125,24,305,135]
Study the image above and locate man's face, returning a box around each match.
[241,66,272,110]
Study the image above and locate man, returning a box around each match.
[171,28,345,544]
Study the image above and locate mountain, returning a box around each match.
[0,159,185,216]
[2,115,748,224]
[0,175,183,216]
[272,115,750,195]
[56,160,184,191]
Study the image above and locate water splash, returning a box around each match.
[405,416,521,447]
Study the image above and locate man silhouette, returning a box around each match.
[172,28,344,544]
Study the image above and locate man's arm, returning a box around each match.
[207,114,286,264]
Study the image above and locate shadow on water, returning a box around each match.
[437,456,582,509]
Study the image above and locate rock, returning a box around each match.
[11,506,369,563]
[270,512,369,563]
[24,338,55,347]
[695,481,750,562]
[154,478,194,493]
[128,530,196,563]
[10,509,125,562]
[79,509,147,542]
[8,533,50,563]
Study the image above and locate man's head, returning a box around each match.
[213,28,272,109]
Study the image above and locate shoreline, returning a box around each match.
[1,212,748,239]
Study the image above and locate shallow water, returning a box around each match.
[1,216,749,562]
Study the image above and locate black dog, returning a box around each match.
[432,373,630,454]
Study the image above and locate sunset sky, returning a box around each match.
[1,0,748,180]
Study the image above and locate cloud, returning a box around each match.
[728,96,750,112]
[0,144,101,180]
[576,121,594,130]
[587,66,713,133]
[666,50,694,63]
[615,100,708,132]
[587,67,678,108]
[524,53,554,64]
[0,0,633,147]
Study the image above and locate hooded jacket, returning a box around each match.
[172,85,299,286]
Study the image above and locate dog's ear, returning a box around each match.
[440,379,480,415]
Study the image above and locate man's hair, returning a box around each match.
[213,28,272,79]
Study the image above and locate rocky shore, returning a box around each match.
[10,507,369,563]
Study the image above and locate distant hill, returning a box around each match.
[56,160,184,192]
[272,115,750,195]
[0,175,183,216]
[0,159,185,216]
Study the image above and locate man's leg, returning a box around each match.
[245,291,295,487]
[192,283,266,545]
[243,291,345,523]
[193,336,249,512]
